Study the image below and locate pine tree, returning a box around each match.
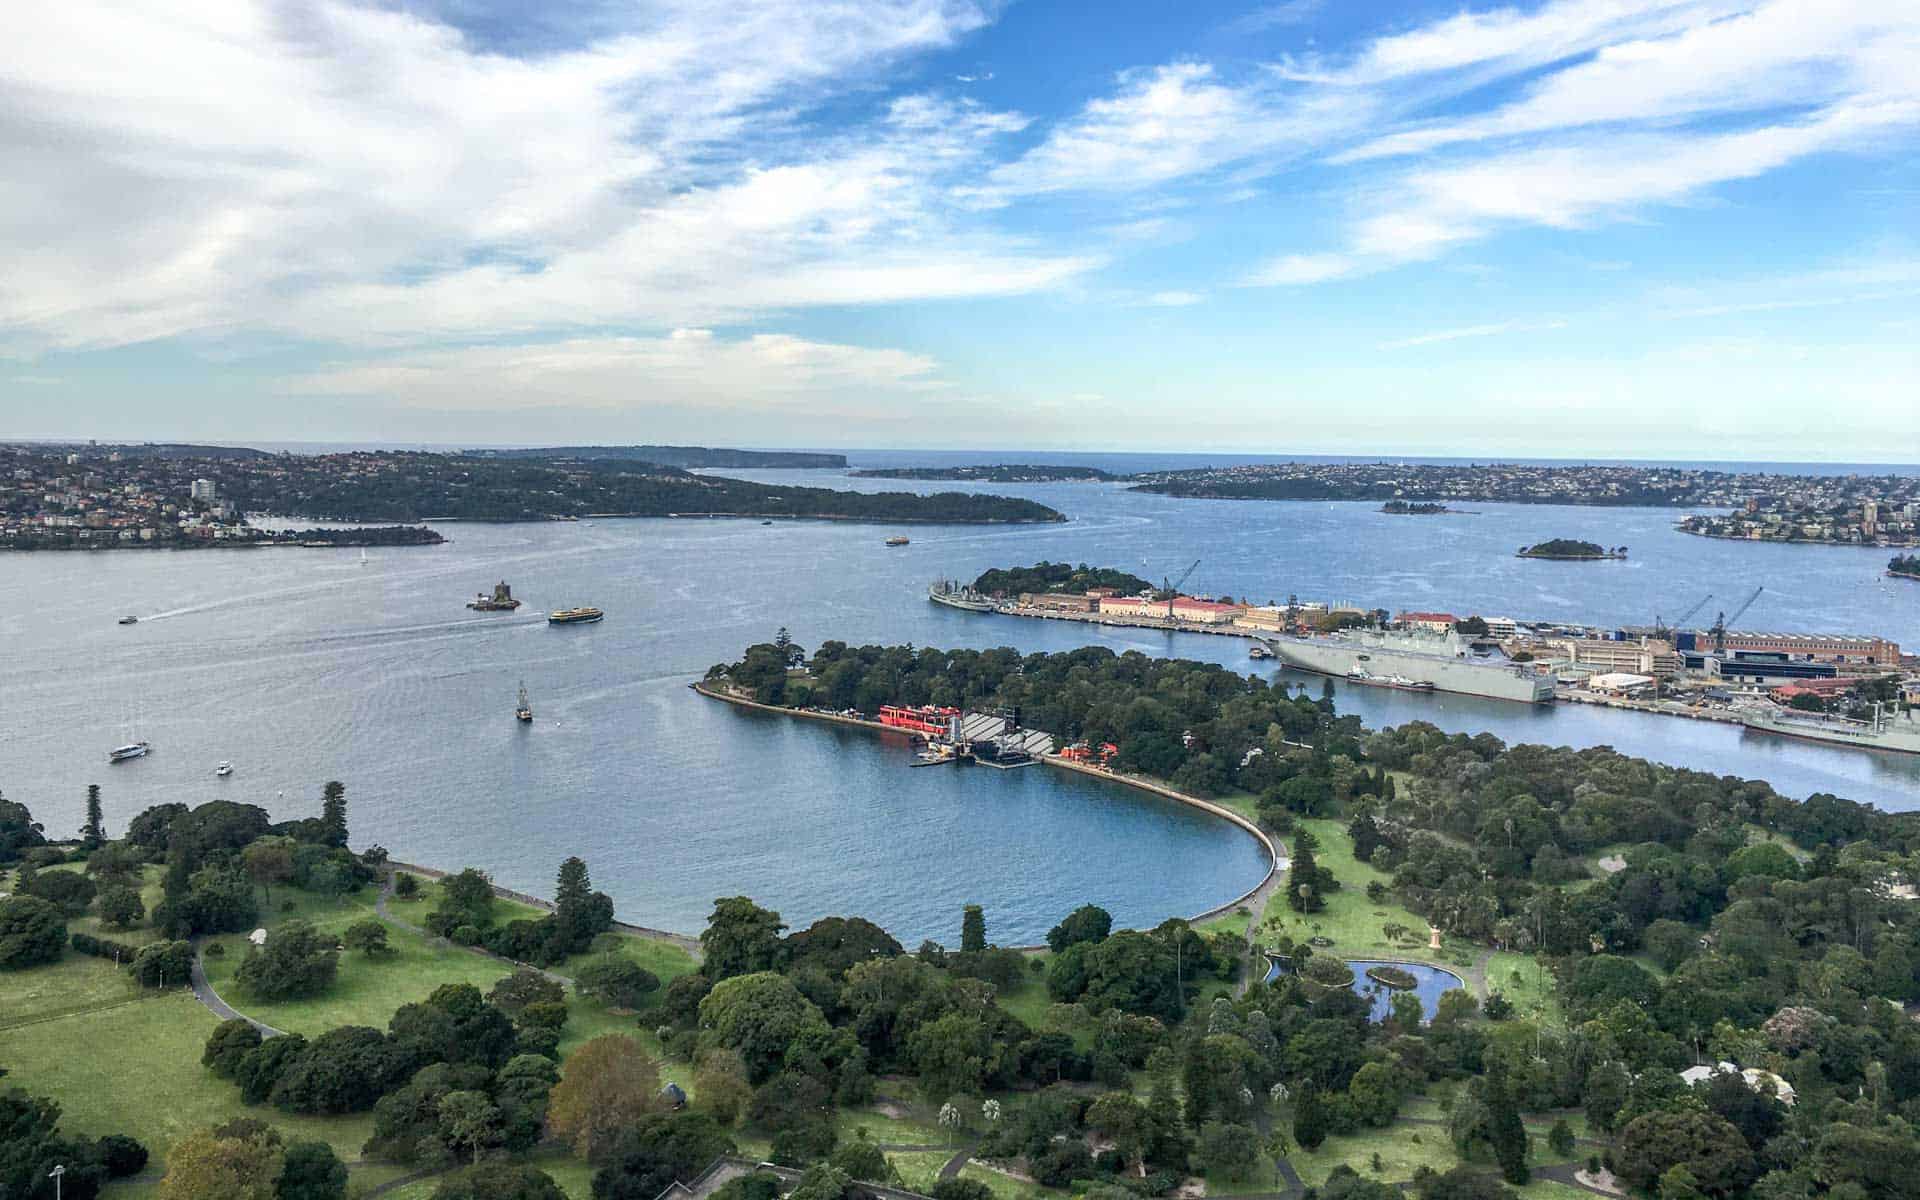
[158,830,196,939]
[961,904,986,952]
[1288,832,1326,914]
[320,781,348,848]
[554,856,599,951]
[81,784,106,848]
[1486,1063,1530,1185]
[1292,1082,1327,1150]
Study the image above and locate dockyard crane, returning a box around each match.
[1711,586,1765,653]
[1160,559,1201,619]
[1653,592,1713,641]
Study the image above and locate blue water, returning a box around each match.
[1266,957,1466,1022]
[3,464,1916,945]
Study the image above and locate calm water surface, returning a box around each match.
[3,469,1916,941]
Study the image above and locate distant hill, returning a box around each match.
[28,442,278,461]
[852,464,1117,482]
[468,445,846,469]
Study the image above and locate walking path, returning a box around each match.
[188,937,285,1037]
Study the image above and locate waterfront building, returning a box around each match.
[1096,595,1163,619]
[1234,607,1289,632]
[1548,636,1681,677]
[1397,611,1459,634]
[1585,672,1656,696]
[1717,631,1900,668]
[1482,616,1520,639]
[1019,591,1097,612]
[190,477,217,503]
[1169,598,1245,624]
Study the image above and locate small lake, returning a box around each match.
[1266,955,1467,1022]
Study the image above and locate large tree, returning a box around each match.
[278,1140,349,1200]
[320,781,349,848]
[546,1035,667,1161]
[0,792,47,863]
[81,784,106,848]
[700,897,786,980]
[1614,1110,1755,1198]
[589,1112,737,1200]
[158,1126,284,1200]
[430,1162,565,1200]
[961,904,987,952]
[236,919,339,1000]
[698,972,830,1083]
[0,895,66,969]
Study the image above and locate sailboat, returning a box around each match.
[515,680,533,723]
[359,547,369,566]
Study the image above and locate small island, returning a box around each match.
[971,561,1155,597]
[1365,964,1419,990]
[1380,500,1449,515]
[1517,539,1627,560]
[1891,554,1920,581]
[851,464,1118,483]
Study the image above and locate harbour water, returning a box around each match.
[3,463,1917,941]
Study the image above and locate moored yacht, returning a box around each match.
[109,742,150,763]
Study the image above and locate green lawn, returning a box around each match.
[958,1163,1047,1200]
[0,950,147,1026]
[1288,1123,1461,1187]
[1260,819,1460,967]
[0,990,377,1162]
[886,1150,956,1192]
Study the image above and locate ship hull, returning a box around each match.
[547,612,603,625]
[928,587,995,613]
[1739,713,1920,755]
[1270,636,1554,704]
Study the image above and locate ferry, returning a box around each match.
[547,607,604,625]
[1345,667,1437,692]
[516,681,534,723]
[885,536,910,547]
[108,742,150,763]
[215,761,233,777]
[1248,644,1273,660]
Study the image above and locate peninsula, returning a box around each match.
[0,445,1064,543]
[1516,539,1627,560]
[466,444,847,469]
[851,464,1118,482]
[1893,554,1920,581]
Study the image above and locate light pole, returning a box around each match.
[50,1163,66,1200]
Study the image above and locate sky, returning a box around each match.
[2,0,1917,460]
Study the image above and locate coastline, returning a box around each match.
[689,680,1282,941]
[1678,526,1920,549]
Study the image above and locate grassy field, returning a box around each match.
[886,1150,957,1192]
[0,990,378,1162]
[1289,1123,1460,1187]
[1260,819,1463,968]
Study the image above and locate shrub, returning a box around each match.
[71,930,141,964]
[575,957,661,1010]
[488,969,565,1015]
[0,895,66,968]
[236,920,339,1000]
[97,1133,149,1177]
[131,940,194,987]
[394,873,421,899]
[342,919,392,958]
[20,868,97,916]
[203,1018,264,1078]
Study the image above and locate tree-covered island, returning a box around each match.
[1381,501,1450,515]
[1516,540,1626,560]
[1890,554,1920,579]
[968,561,1156,598]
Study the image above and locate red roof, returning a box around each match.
[1171,598,1241,613]
[1400,611,1459,623]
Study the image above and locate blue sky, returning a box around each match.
[2,0,1916,459]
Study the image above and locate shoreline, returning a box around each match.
[689,680,1281,943]
[1678,526,1920,549]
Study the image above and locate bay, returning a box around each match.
[3,464,1916,945]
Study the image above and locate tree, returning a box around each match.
[1046,904,1112,953]
[269,1026,399,1114]
[1614,1110,1756,1198]
[1547,1119,1576,1158]
[700,897,785,981]
[236,920,339,1000]
[428,869,496,939]
[98,884,145,929]
[204,1018,264,1079]
[431,1162,565,1200]
[1086,1092,1152,1174]
[243,838,297,907]
[693,1049,754,1127]
[20,868,96,916]
[961,904,987,952]
[546,1035,666,1161]
[236,1033,309,1104]
[1198,1121,1262,1181]
[553,857,612,955]
[278,1140,348,1200]
[575,957,660,1009]
[697,972,830,1083]
[320,781,349,848]
[589,1112,738,1200]
[1484,1065,1528,1185]
[789,1163,852,1200]
[159,1126,284,1200]
[830,1138,895,1183]
[82,784,106,848]
[1293,1082,1328,1150]
[131,939,194,986]
[484,968,563,1016]
[932,1181,996,1200]
[439,1090,502,1166]
[0,895,65,969]
[342,919,393,958]
[0,792,48,863]
[1288,831,1328,913]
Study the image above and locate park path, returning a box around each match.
[188,937,286,1037]
[1234,861,1287,996]
[1467,948,1494,999]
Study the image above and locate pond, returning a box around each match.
[1266,956,1467,1022]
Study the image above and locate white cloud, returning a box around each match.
[1252,0,1920,284]
[1377,318,1568,350]
[0,0,1090,354]
[283,331,947,412]
[1144,291,1206,306]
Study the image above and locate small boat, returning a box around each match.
[761,520,774,526]
[215,761,233,777]
[108,741,150,763]
[515,681,533,723]
[1248,644,1273,660]
[547,607,604,625]
[885,536,910,546]
[117,616,138,625]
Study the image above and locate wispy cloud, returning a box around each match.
[1378,318,1568,350]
